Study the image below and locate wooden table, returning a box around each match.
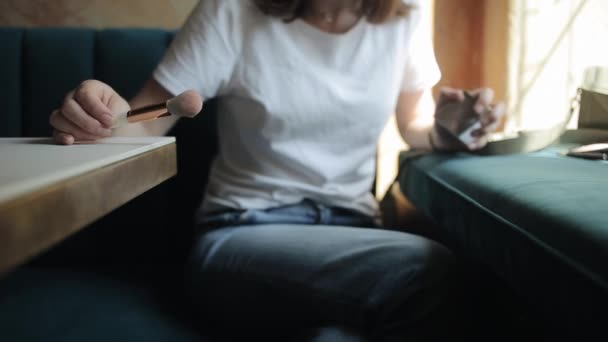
[0,137,177,275]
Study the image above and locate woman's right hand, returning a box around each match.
[50,80,130,145]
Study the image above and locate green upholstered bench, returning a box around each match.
[396,138,608,340]
[0,28,220,341]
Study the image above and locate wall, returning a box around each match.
[0,0,197,29]
[433,0,485,91]
[433,0,509,106]
[432,0,511,136]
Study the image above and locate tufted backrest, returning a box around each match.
[0,28,219,274]
[0,28,176,137]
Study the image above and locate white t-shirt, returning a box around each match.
[153,0,441,217]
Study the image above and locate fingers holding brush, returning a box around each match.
[60,91,112,137]
[50,110,106,144]
[73,83,115,128]
[72,80,130,128]
[50,80,130,144]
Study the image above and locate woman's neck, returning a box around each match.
[304,0,363,34]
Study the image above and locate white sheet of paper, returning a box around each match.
[0,137,175,204]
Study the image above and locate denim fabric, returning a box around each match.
[196,199,380,230]
[187,200,456,341]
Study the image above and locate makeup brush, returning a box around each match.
[111,90,203,128]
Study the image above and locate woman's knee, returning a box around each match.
[366,234,455,309]
[408,237,454,281]
[398,237,456,302]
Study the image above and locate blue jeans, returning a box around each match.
[195,199,380,229]
[187,199,455,341]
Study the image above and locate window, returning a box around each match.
[508,0,608,130]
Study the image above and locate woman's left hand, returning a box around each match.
[433,87,506,151]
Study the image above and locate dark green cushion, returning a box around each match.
[0,268,203,342]
[96,29,173,100]
[0,28,24,136]
[398,146,608,339]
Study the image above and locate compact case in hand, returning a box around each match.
[434,91,481,146]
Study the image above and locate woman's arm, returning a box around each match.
[395,87,506,151]
[395,88,436,150]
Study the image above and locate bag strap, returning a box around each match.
[473,88,582,155]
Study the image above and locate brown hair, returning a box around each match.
[252,0,412,24]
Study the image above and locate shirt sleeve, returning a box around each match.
[400,1,442,92]
[153,0,237,98]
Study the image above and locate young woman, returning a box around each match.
[50,0,505,340]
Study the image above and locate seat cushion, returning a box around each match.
[397,145,608,339]
[0,268,204,342]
